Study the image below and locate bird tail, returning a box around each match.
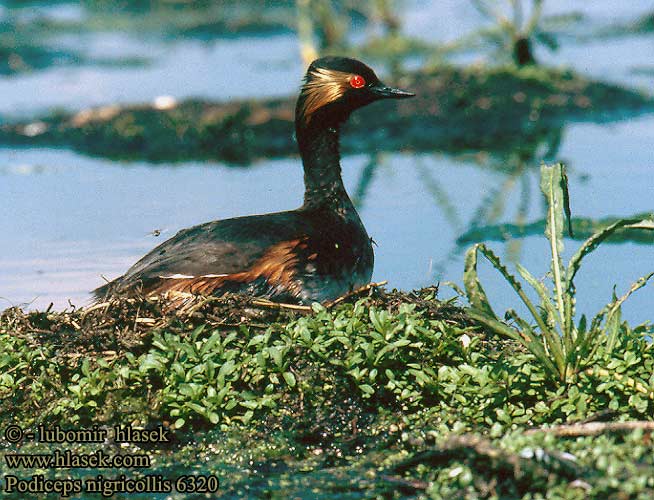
[92,279,119,302]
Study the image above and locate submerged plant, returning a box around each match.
[464,163,653,381]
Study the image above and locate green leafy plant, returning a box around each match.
[464,163,653,381]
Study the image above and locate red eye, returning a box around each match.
[349,75,366,89]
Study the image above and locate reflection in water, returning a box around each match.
[414,159,463,232]
[351,153,384,210]
[458,212,654,246]
[348,120,569,282]
[457,126,565,267]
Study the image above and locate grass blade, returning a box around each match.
[515,263,558,330]
[464,244,497,318]
[475,244,552,337]
[466,309,559,376]
[566,215,654,296]
[605,273,654,352]
[515,263,565,374]
[561,167,573,237]
[540,163,567,328]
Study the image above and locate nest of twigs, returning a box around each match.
[0,284,472,360]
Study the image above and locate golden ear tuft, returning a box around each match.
[300,68,353,123]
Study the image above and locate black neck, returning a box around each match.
[296,117,350,208]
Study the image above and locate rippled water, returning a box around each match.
[1,0,652,324]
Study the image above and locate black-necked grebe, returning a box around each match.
[94,57,414,306]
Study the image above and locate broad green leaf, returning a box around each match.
[282,371,296,388]
[360,384,375,396]
[218,359,236,378]
[268,346,284,369]
[200,331,222,357]
[190,324,206,341]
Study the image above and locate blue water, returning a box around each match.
[0,1,652,325]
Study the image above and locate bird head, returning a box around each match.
[296,56,414,127]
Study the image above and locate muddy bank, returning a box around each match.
[2,65,652,163]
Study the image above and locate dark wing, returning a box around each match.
[94,210,310,299]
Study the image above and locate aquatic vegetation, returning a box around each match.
[590,9,654,39]
[0,289,467,427]
[368,0,587,68]
[2,0,295,39]
[298,0,586,71]
[297,0,405,66]
[634,11,654,33]
[2,65,651,162]
[1,186,653,496]
[464,163,654,381]
[1,207,653,497]
[2,285,653,498]
[468,0,549,65]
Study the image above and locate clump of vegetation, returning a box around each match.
[463,163,653,382]
[0,5,151,77]
[2,286,653,498]
[2,65,651,162]
[0,287,473,428]
[468,0,551,66]
[0,289,654,498]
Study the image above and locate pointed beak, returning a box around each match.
[370,83,415,99]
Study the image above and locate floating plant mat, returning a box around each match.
[2,65,652,163]
[2,287,653,499]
